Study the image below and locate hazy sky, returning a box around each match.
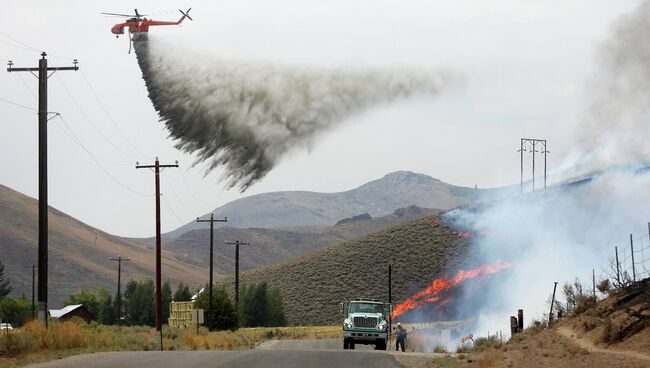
[0,1,639,237]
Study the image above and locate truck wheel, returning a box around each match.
[349,340,355,350]
[375,339,386,350]
[343,338,349,350]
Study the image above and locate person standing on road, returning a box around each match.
[395,322,407,352]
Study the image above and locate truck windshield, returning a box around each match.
[349,303,383,314]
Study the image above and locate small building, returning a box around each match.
[49,304,94,323]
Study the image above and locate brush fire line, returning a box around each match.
[392,262,511,318]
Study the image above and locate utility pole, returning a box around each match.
[32,265,35,320]
[110,256,130,325]
[7,53,79,327]
[592,269,596,298]
[630,234,636,282]
[388,264,392,348]
[136,158,179,331]
[548,281,558,326]
[196,214,228,331]
[615,246,621,286]
[224,240,250,311]
[519,138,548,194]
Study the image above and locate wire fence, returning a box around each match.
[591,223,650,296]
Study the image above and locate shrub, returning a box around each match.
[0,331,37,356]
[50,321,88,349]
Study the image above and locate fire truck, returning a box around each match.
[340,299,390,350]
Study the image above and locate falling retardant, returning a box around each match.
[134,35,455,191]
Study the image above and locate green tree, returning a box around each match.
[97,288,115,325]
[0,261,12,299]
[267,287,287,327]
[194,285,239,331]
[173,282,192,301]
[162,281,172,323]
[0,297,31,326]
[64,289,99,319]
[124,279,155,326]
[240,283,287,327]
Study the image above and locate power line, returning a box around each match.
[161,194,185,224]
[57,115,150,196]
[79,69,151,158]
[179,168,207,214]
[0,32,73,61]
[55,73,144,160]
[162,174,200,218]
[0,96,37,111]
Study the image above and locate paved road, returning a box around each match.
[27,339,396,368]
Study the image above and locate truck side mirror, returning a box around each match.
[339,302,344,315]
[389,305,393,315]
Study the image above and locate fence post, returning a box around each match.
[630,234,636,282]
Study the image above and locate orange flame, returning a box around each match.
[392,261,511,318]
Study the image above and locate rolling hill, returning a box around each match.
[232,215,474,325]
[164,171,506,239]
[0,184,205,307]
[164,205,439,277]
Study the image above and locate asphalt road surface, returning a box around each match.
[27,339,397,368]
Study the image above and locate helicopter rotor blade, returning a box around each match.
[101,12,135,17]
[179,8,193,21]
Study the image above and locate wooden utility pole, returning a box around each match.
[224,240,250,311]
[196,214,228,331]
[110,255,130,325]
[137,158,178,331]
[7,53,78,327]
[630,234,636,282]
[32,265,35,320]
[548,282,558,325]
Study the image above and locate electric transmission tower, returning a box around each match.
[519,138,549,194]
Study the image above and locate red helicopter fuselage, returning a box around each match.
[110,13,189,37]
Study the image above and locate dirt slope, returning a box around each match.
[0,184,204,307]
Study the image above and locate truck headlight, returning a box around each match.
[344,322,353,329]
[378,323,387,330]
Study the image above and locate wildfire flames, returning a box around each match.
[392,262,511,318]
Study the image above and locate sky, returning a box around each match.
[0,1,640,237]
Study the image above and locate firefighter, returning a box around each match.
[395,322,407,352]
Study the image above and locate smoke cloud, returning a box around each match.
[440,1,650,340]
[569,0,650,176]
[134,36,455,190]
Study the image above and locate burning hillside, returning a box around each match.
[392,261,511,319]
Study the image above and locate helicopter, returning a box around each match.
[102,8,192,53]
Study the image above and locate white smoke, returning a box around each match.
[566,0,650,177]
[443,1,650,341]
[134,36,457,190]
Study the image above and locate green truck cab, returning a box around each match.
[340,299,390,350]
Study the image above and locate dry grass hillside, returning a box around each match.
[0,184,204,307]
[165,206,439,278]
[231,215,471,325]
[454,278,650,368]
